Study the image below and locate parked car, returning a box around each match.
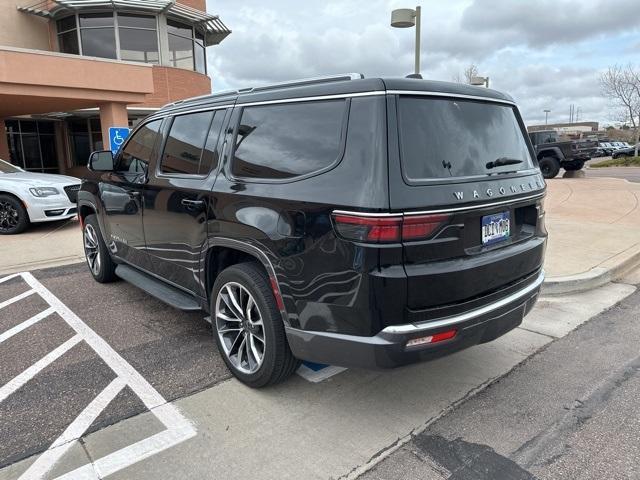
[598,142,615,156]
[78,75,547,388]
[612,144,640,159]
[0,159,80,234]
[528,130,593,178]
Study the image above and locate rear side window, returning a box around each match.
[232,100,346,180]
[118,119,161,173]
[398,97,534,182]
[160,111,214,175]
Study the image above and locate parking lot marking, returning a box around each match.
[0,334,81,403]
[0,289,35,310]
[19,378,126,480]
[0,272,197,479]
[0,307,55,344]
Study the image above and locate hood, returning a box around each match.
[0,171,81,187]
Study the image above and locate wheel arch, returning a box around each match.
[537,148,562,161]
[203,238,288,324]
[0,190,30,221]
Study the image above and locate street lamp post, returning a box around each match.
[470,76,490,88]
[391,6,422,76]
[544,109,551,125]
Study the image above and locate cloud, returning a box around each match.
[206,0,637,125]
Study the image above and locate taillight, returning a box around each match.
[402,214,451,240]
[332,212,450,243]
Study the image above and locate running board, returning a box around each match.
[115,264,201,311]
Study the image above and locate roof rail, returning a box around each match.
[163,89,239,108]
[162,73,364,109]
[249,73,364,93]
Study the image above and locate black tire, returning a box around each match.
[563,160,585,171]
[83,214,117,283]
[538,156,560,179]
[211,262,300,388]
[0,194,29,234]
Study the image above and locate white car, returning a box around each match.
[0,159,81,234]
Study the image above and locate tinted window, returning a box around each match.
[200,110,226,174]
[119,120,161,174]
[119,28,159,63]
[232,100,346,180]
[118,14,156,29]
[81,27,117,59]
[398,97,533,181]
[160,112,213,175]
[168,33,193,70]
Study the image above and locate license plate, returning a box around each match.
[481,212,510,246]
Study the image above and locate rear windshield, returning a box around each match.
[398,96,534,182]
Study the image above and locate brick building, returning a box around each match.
[0,0,230,175]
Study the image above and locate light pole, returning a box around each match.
[544,109,551,125]
[391,6,422,77]
[470,76,490,88]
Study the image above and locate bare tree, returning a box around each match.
[464,64,479,84]
[600,64,640,156]
[452,65,479,85]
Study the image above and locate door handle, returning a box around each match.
[181,199,205,210]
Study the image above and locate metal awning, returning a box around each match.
[17,0,231,46]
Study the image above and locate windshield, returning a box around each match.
[0,159,23,173]
[398,96,534,181]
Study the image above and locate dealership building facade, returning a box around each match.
[0,0,230,175]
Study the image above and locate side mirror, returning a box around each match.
[88,150,114,172]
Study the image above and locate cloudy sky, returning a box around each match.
[205,0,639,126]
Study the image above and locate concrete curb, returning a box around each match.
[543,245,640,295]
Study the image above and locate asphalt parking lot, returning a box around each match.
[2,260,637,479]
[0,263,229,471]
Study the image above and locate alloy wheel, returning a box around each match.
[83,223,102,276]
[0,200,19,233]
[215,282,266,374]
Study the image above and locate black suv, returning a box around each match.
[528,130,594,178]
[79,74,547,388]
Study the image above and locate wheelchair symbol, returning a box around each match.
[113,131,124,146]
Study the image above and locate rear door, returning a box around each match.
[388,93,546,310]
[142,108,229,295]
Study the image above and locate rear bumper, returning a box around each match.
[286,269,544,369]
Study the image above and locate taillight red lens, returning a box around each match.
[332,212,450,243]
[402,214,451,240]
[332,214,402,243]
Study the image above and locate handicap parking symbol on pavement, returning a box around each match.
[109,127,130,156]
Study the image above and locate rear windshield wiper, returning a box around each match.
[485,157,524,170]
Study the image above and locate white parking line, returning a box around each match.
[20,378,126,480]
[0,307,55,344]
[0,335,81,403]
[0,289,35,310]
[0,272,197,479]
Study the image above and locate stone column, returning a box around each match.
[98,102,129,152]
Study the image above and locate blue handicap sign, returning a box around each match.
[109,127,130,155]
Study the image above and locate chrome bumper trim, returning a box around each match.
[382,270,545,334]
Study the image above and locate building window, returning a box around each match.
[56,13,159,64]
[68,118,103,167]
[57,16,79,55]
[79,13,117,59]
[168,19,206,74]
[56,13,206,72]
[118,14,159,63]
[5,120,59,173]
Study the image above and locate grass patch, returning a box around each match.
[591,156,640,168]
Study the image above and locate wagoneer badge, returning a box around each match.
[453,176,544,201]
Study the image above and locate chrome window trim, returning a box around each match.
[152,89,514,119]
[150,91,386,120]
[386,90,517,106]
[382,269,545,334]
[332,191,545,218]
